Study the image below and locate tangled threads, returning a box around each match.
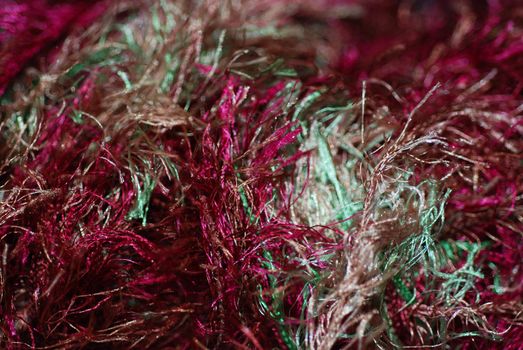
[0,0,522,349]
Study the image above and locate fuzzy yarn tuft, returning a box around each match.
[0,0,522,349]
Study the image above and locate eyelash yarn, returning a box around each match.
[0,0,521,349]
